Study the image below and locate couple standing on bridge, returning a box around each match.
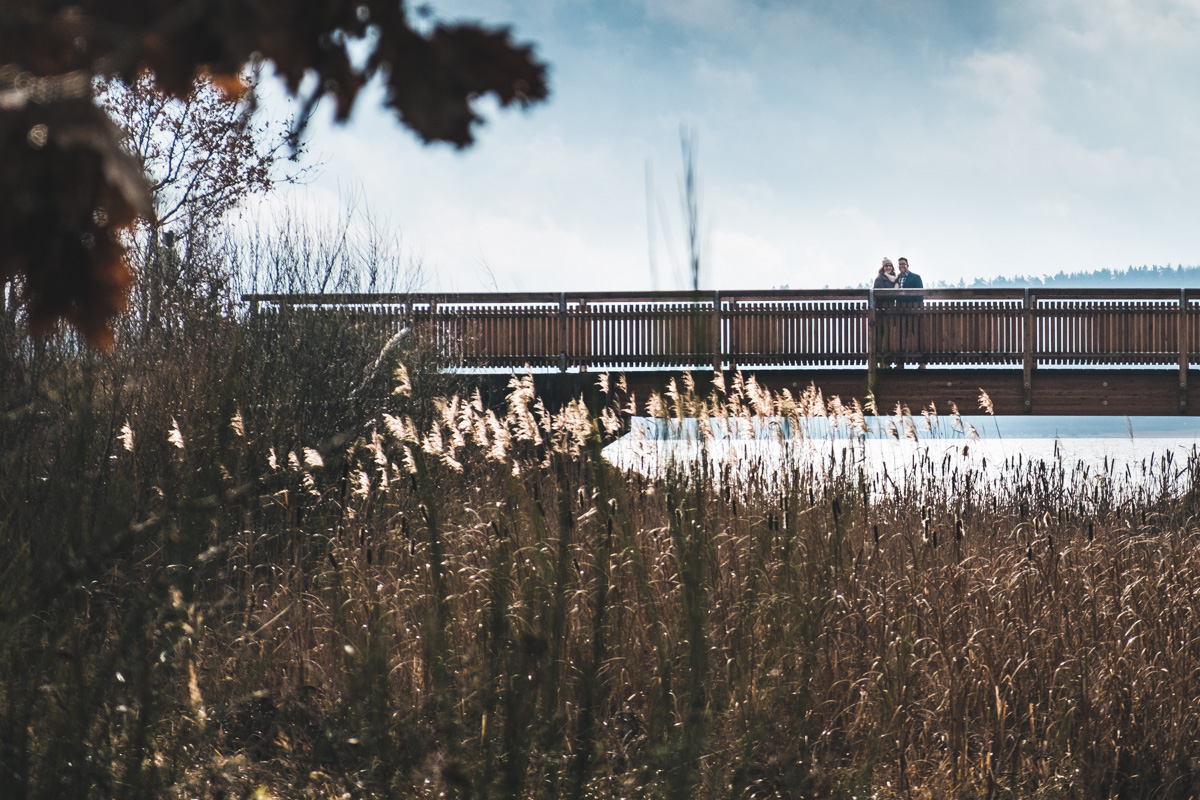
[873,257,923,299]
[873,257,926,369]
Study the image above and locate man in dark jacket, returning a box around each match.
[896,257,923,302]
[895,257,925,368]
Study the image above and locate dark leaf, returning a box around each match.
[0,97,152,346]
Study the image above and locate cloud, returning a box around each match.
[1024,0,1200,54]
[709,227,786,284]
[249,0,1200,296]
[1031,199,1070,218]
[947,50,1045,117]
[641,0,770,36]
[692,58,759,99]
[443,210,644,291]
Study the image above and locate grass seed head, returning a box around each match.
[422,423,445,457]
[119,421,135,452]
[979,389,995,415]
[370,430,389,475]
[666,378,682,420]
[624,392,639,416]
[168,417,185,450]
[646,392,665,419]
[382,413,418,445]
[485,410,510,461]
[601,406,622,436]
[392,363,412,396]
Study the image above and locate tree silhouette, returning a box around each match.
[97,72,288,231]
[0,1,549,346]
[98,70,301,332]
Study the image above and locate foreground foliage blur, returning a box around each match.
[1,1,548,344]
[5,281,1200,799]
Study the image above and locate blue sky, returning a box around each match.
[261,0,1200,291]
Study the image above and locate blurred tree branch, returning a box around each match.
[0,0,549,346]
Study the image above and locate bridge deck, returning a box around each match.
[245,289,1200,415]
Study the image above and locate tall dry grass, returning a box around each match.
[6,289,1200,798]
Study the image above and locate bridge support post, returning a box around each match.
[578,298,588,373]
[1023,289,1035,414]
[728,298,740,373]
[559,292,568,373]
[866,287,877,400]
[1180,289,1189,414]
[712,291,722,375]
[430,298,441,363]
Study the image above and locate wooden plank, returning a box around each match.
[1023,289,1034,412]
[1181,289,1189,414]
[730,298,740,372]
[866,290,877,394]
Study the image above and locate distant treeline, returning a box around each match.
[946,264,1200,289]
[849,264,1200,290]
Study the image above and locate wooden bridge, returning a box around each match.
[245,288,1200,416]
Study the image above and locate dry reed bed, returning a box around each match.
[8,337,1200,798]
[192,374,1200,798]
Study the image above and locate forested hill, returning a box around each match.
[948,264,1200,289]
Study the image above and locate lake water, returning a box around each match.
[603,415,1200,499]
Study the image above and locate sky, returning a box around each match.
[258,0,1200,292]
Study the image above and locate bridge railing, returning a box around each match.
[243,288,1200,372]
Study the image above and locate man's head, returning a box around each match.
[897,257,909,274]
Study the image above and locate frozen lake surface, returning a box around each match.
[603,416,1200,498]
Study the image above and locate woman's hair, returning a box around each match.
[879,259,894,274]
